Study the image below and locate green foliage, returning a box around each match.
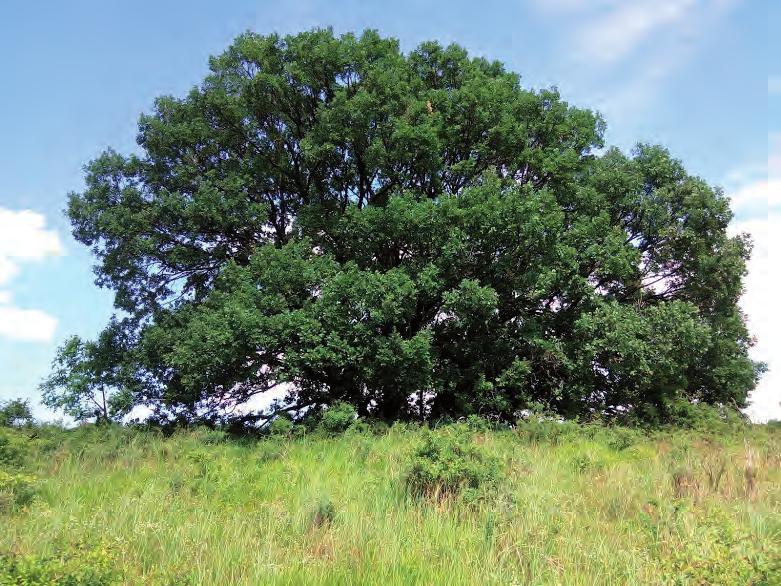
[603,427,643,451]
[50,28,761,426]
[662,400,748,432]
[464,414,495,432]
[648,508,780,585]
[0,470,37,513]
[0,428,30,468]
[268,416,295,438]
[40,326,134,423]
[317,402,358,436]
[256,440,286,463]
[0,547,121,585]
[406,426,500,497]
[515,415,581,445]
[0,398,34,427]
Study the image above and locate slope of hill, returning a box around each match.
[1,421,779,584]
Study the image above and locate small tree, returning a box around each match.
[40,328,133,423]
[0,399,34,427]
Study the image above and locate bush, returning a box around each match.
[0,428,30,468]
[0,547,121,585]
[317,402,357,435]
[268,416,294,438]
[268,415,306,438]
[189,425,228,445]
[464,414,493,432]
[0,470,37,513]
[649,400,747,433]
[515,415,580,445]
[654,509,779,584]
[603,426,643,451]
[406,426,500,498]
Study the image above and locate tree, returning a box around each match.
[41,321,135,423]
[0,398,34,427]
[45,28,763,426]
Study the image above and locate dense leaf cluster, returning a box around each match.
[43,29,762,426]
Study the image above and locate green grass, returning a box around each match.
[1,422,779,584]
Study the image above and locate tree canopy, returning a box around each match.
[43,28,763,426]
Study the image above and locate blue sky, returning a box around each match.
[0,0,777,420]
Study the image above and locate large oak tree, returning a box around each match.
[43,29,763,426]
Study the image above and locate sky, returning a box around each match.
[0,0,777,421]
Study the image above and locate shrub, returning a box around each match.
[515,415,580,445]
[0,470,37,513]
[603,426,643,451]
[345,419,372,435]
[317,402,357,435]
[570,451,606,474]
[656,509,779,584]
[406,426,500,498]
[0,547,121,585]
[464,414,493,432]
[663,400,747,433]
[189,425,227,445]
[365,418,390,436]
[0,428,29,468]
[268,416,294,438]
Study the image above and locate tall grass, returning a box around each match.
[1,422,778,584]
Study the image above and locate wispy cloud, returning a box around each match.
[572,0,698,66]
[531,0,740,122]
[0,208,63,343]
[769,76,781,95]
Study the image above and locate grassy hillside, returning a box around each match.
[1,421,779,584]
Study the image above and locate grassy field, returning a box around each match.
[1,420,779,585]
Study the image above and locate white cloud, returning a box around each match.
[725,139,781,421]
[0,306,58,342]
[0,208,63,343]
[729,178,781,216]
[769,76,781,95]
[731,213,780,422]
[0,209,63,282]
[533,0,734,65]
[769,133,781,176]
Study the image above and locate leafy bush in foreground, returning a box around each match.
[0,470,37,513]
[407,426,500,498]
[0,428,30,469]
[268,416,295,438]
[0,548,121,585]
[317,402,358,436]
